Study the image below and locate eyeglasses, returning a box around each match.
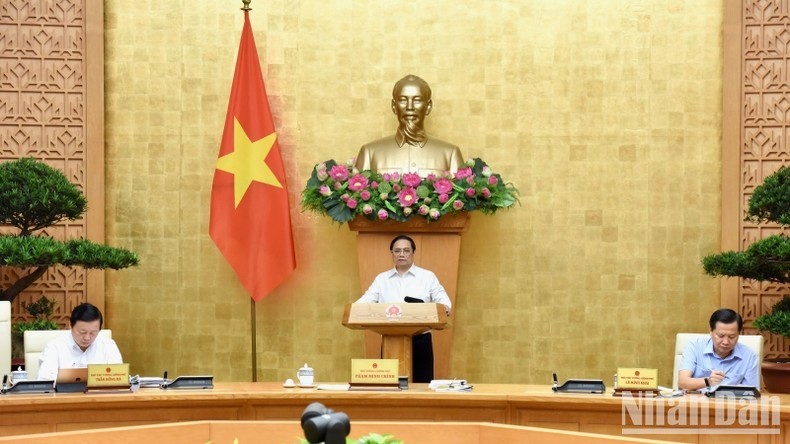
[392,249,412,255]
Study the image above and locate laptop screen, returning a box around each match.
[56,367,88,384]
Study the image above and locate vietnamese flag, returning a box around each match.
[209,10,295,302]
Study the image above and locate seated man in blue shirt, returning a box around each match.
[677,308,760,390]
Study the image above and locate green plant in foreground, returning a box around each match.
[297,433,403,444]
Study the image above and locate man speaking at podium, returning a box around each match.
[356,235,452,382]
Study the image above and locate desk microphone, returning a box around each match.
[552,373,559,392]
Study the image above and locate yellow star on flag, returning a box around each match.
[216,117,282,207]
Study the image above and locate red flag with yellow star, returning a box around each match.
[210,10,295,302]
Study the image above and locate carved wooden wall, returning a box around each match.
[0,0,104,326]
[724,0,790,360]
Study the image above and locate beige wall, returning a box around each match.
[104,0,723,386]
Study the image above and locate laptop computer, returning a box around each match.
[56,367,88,393]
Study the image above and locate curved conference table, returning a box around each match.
[0,383,786,444]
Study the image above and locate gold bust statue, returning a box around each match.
[354,75,464,177]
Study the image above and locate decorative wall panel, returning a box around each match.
[0,0,102,327]
[738,0,790,359]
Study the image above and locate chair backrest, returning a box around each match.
[24,329,112,380]
[0,302,10,377]
[672,332,763,390]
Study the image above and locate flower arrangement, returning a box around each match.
[301,157,518,223]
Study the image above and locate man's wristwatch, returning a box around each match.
[704,378,710,388]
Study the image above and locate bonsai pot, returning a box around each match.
[762,360,790,394]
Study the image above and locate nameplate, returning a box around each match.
[617,367,658,390]
[87,363,131,391]
[351,359,398,384]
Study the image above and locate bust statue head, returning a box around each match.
[391,74,433,145]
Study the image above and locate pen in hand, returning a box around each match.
[708,368,725,385]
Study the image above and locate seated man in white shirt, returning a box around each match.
[356,234,452,383]
[37,302,123,380]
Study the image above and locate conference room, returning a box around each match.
[0,0,788,443]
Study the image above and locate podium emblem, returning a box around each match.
[385,304,402,319]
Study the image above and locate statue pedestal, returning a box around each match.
[348,212,469,380]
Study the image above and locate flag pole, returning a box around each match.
[251,297,257,381]
[241,0,256,383]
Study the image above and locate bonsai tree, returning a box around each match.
[754,297,790,339]
[12,295,57,334]
[702,165,790,340]
[0,157,138,303]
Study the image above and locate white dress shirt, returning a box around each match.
[37,333,123,380]
[356,264,452,308]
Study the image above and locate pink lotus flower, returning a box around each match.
[316,168,328,181]
[481,188,491,199]
[363,204,373,215]
[341,193,350,202]
[426,173,437,182]
[418,205,429,215]
[318,185,331,197]
[329,164,349,181]
[398,187,418,207]
[392,184,401,192]
[488,175,499,186]
[428,208,440,219]
[481,166,492,177]
[377,209,388,220]
[466,176,475,185]
[438,193,449,204]
[382,173,391,181]
[452,200,464,210]
[371,181,379,189]
[433,178,453,194]
[455,167,473,180]
[333,182,343,190]
[348,174,369,191]
[347,198,358,209]
[390,172,400,181]
[403,172,422,187]
[360,190,371,201]
[465,188,476,197]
